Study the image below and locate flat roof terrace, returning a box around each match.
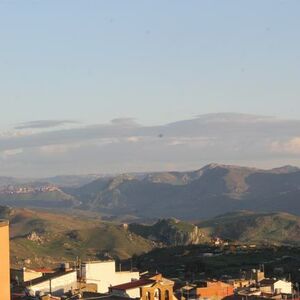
[0,219,9,227]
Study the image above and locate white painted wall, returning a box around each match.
[82,261,139,293]
[28,271,77,296]
[115,272,140,287]
[273,280,292,294]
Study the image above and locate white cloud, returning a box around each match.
[126,136,140,143]
[1,113,300,176]
[271,137,300,155]
[1,148,23,159]
[39,144,81,155]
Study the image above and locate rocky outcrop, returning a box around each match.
[27,231,44,244]
[129,218,206,246]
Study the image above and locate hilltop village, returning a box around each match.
[1,220,298,300]
[0,184,60,195]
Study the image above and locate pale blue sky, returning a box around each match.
[1,1,300,176]
[0,1,300,129]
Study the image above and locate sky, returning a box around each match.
[0,1,300,177]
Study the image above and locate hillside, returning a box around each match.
[2,164,300,220]
[129,218,209,246]
[198,210,300,246]
[0,206,153,268]
[0,190,78,209]
[3,205,300,269]
[71,163,300,219]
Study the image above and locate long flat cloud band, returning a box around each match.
[1,113,300,176]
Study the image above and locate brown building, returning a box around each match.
[0,220,10,300]
[195,281,234,300]
[110,274,175,300]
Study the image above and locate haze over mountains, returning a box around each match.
[1,163,300,220]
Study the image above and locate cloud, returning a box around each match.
[1,148,23,159]
[271,137,300,155]
[2,113,300,176]
[15,119,79,130]
[110,118,138,126]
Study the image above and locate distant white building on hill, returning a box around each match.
[260,279,292,295]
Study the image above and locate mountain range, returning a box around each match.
[69,163,300,219]
[1,163,300,219]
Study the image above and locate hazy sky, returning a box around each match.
[0,1,300,176]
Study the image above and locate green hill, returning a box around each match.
[129,218,208,246]
[4,204,300,269]
[199,210,300,246]
[0,206,153,268]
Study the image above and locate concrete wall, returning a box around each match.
[196,282,234,300]
[29,271,77,296]
[115,271,140,288]
[0,220,10,300]
[82,261,139,293]
[273,281,292,294]
[11,268,43,284]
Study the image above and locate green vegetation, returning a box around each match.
[4,207,153,268]
[129,218,207,246]
[126,244,300,282]
[199,211,300,246]
[4,205,300,273]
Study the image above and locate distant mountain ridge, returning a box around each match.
[70,163,300,219]
[1,163,300,219]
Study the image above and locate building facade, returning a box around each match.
[81,260,140,293]
[196,281,234,300]
[0,220,10,300]
[25,270,77,297]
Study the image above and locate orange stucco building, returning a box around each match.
[0,220,10,300]
[196,281,234,300]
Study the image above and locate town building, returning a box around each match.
[11,268,44,284]
[259,279,292,295]
[196,281,234,300]
[181,281,234,300]
[110,273,175,300]
[24,269,77,297]
[110,278,157,298]
[80,260,140,293]
[0,220,10,300]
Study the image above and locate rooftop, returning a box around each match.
[24,269,76,286]
[0,219,9,227]
[82,292,136,300]
[31,268,55,274]
[260,279,278,286]
[82,259,115,265]
[110,279,155,290]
